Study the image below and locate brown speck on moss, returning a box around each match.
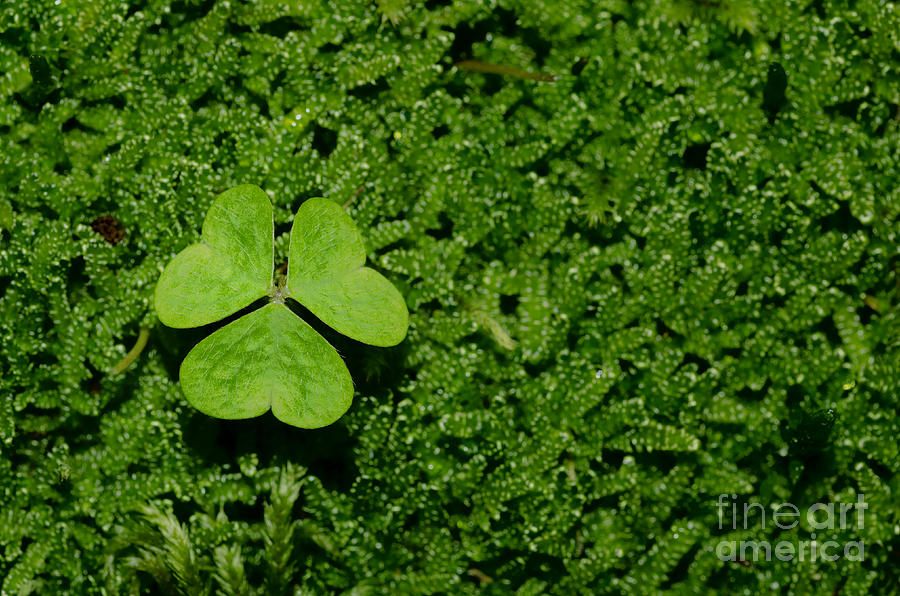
[91,215,126,245]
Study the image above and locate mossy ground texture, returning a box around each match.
[2,1,899,594]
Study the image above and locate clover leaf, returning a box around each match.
[154,185,408,429]
[287,197,408,347]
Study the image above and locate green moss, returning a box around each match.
[1,0,899,593]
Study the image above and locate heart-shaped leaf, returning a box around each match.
[155,185,274,328]
[180,302,353,428]
[287,198,408,347]
[155,186,408,429]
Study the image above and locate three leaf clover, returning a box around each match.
[154,185,408,428]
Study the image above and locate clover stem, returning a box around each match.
[268,263,290,303]
[109,326,150,375]
[268,267,289,304]
[270,284,286,304]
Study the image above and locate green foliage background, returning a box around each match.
[1,0,899,593]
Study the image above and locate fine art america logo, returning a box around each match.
[715,494,867,562]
